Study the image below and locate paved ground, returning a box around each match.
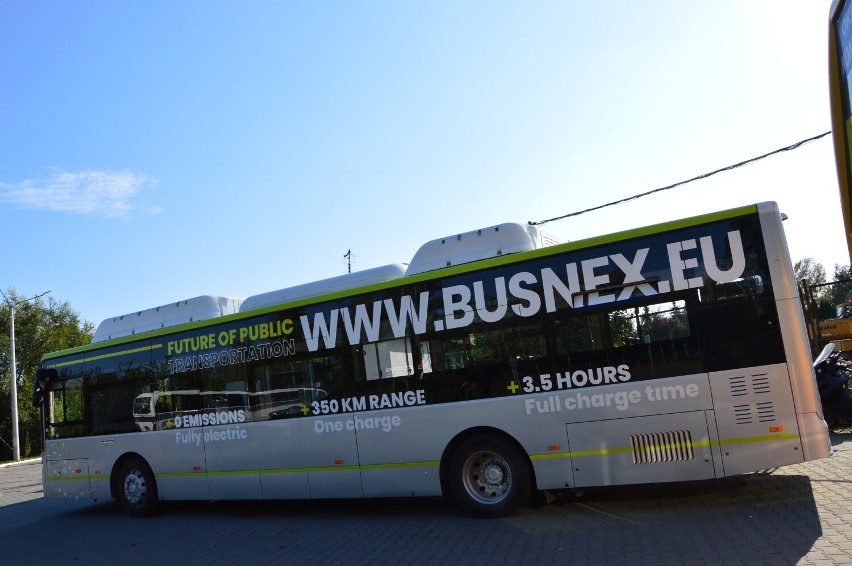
[2,434,852,565]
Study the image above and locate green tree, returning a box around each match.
[827,264,852,310]
[794,257,827,293]
[796,257,832,318]
[608,310,636,348]
[0,289,93,461]
[639,303,689,342]
[795,258,852,321]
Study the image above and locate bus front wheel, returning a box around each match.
[448,434,531,518]
[117,457,159,517]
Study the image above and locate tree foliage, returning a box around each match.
[794,258,827,296]
[796,259,852,322]
[0,289,93,460]
[828,264,852,309]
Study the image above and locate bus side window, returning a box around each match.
[252,359,314,420]
[309,355,344,395]
[200,364,249,416]
[441,336,470,370]
[552,315,596,357]
[416,338,433,377]
[498,324,547,362]
[361,338,423,380]
[251,356,343,419]
[609,301,690,347]
[141,370,202,431]
[48,376,86,438]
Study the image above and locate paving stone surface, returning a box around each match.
[2,434,852,565]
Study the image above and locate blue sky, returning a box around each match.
[0,1,847,328]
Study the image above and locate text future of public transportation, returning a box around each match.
[33,202,831,517]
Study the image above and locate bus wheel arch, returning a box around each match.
[112,453,160,517]
[441,427,535,518]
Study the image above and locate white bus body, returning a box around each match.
[36,203,831,517]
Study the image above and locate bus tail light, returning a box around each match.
[770,426,785,433]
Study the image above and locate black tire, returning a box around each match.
[117,457,159,517]
[448,434,531,518]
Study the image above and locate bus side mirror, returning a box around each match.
[32,368,57,408]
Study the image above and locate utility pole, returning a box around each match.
[3,290,50,461]
[344,249,352,274]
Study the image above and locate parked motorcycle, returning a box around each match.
[814,343,852,430]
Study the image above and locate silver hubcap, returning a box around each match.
[123,469,147,506]
[461,450,512,505]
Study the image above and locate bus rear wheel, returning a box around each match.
[448,434,531,518]
[117,457,159,517]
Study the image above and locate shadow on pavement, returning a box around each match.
[0,469,822,565]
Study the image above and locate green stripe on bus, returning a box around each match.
[46,433,798,483]
[47,475,109,481]
[47,343,163,368]
[47,460,442,483]
[713,433,798,445]
[360,460,439,470]
[531,433,799,460]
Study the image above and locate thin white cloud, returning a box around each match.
[0,170,159,218]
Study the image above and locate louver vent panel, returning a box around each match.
[629,430,695,464]
[728,372,772,397]
[729,376,748,397]
[755,401,776,422]
[734,404,753,424]
[726,372,776,425]
[752,375,771,394]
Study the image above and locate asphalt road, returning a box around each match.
[2,433,852,565]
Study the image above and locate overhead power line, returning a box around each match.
[529,130,832,226]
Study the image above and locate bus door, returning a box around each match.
[348,338,431,498]
[200,390,264,500]
[305,410,362,498]
[251,355,361,499]
[302,356,362,499]
[239,386,319,499]
[146,390,210,501]
[40,369,94,501]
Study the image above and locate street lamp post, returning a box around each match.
[9,304,18,461]
[4,290,50,461]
